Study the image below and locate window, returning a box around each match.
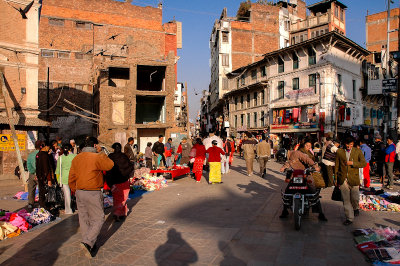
[241,96,244,109]
[253,112,257,128]
[221,54,229,66]
[300,35,303,42]
[320,29,324,35]
[251,70,257,80]
[261,91,265,105]
[254,92,258,106]
[48,18,64,26]
[278,56,284,73]
[293,52,299,69]
[337,74,342,90]
[76,21,92,29]
[241,114,244,126]
[308,47,316,65]
[352,80,356,99]
[240,75,245,86]
[261,66,267,77]
[311,31,315,38]
[235,97,238,110]
[235,115,238,128]
[261,111,265,127]
[292,77,299,90]
[340,9,344,21]
[57,51,70,59]
[247,94,250,107]
[303,34,308,41]
[247,113,250,128]
[291,36,295,45]
[41,49,54,57]
[278,81,284,99]
[335,6,339,17]
[222,31,229,43]
[309,74,317,93]
[75,84,83,90]
[222,78,228,90]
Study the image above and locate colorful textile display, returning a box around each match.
[131,173,168,191]
[13,189,39,201]
[359,193,400,212]
[354,227,400,264]
[133,167,151,179]
[104,196,113,208]
[0,222,19,240]
[27,208,54,225]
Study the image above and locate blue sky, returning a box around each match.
[130,0,397,120]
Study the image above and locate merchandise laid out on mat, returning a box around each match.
[103,196,113,208]
[359,190,400,212]
[354,227,400,265]
[0,208,55,240]
[131,168,168,191]
[13,189,39,201]
[149,165,191,181]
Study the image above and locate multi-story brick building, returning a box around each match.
[207,1,307,133]
[225,31,369,141]
[0,0,49,175]
[38,0,184,151]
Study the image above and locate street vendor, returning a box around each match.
[152,135,166,168]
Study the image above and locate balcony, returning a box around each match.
[290,13,330,32]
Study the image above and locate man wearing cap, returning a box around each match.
[321,137,340,187]
[384,136,396,189]
[206,140,225,184]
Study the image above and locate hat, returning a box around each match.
[212,140,218,145]
[375,134,382,139]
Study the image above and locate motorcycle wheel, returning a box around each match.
[294,198,302,230]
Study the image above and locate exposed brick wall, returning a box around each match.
[0,1,27,46]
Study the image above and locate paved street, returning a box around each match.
[0,156,399,266]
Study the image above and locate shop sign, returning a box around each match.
[0,134,26,151]
[285,87,315,100]
[382,79,398,93]
[271,123,317,130]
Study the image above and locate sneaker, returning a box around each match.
[80,242,94,258]
[354,210,360,217]
[343,220,353,226]
[318,213,328,221]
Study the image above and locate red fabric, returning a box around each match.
[164,147,172,157]
[363,163,370,188]
[385,143,396,162]
[193,157,204,181]
[192,144,206,159]
[206,146,225,162]
[103,181,111,191]
[338,106,345,122]
[177,145,182,154]
[112,180,130,217]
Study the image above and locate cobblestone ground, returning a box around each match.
[0,156,399,265]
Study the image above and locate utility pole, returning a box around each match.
[46,67,50,142]
[185,82,190,138]
[383,0,391,141]
[397,0,400,135]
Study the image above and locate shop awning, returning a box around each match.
[270,128,320,133]
[270,100,319,109]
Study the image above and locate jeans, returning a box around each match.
[221,156,229,174]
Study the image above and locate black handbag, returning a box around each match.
[331,186,343,201]
[46,185,57,203]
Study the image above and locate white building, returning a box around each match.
[226,31,369,139]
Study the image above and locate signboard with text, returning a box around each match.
[382,79,398,93]
[285,87,315,99]
[0,134,26,151]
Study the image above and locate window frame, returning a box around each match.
[261,66,267,77]
[75,21,92,29]
[247,94,250,108]
[241,114,244,126]
[57,51,70,59]
[48,18,65,26]
[292,52,299,69]
[251,69,257,80]
[278,81,284,100]
[234,115,238,128]
[221,54,229,67]
[254,92,258,106]
[41,49,54,58]
[261,111,265,127]
[292,77,299,91]
[253,112,257,128]
[222,31,229,43]
[261,91,265,105]
[352,79,356,100]
[241,96,244,109]
[308,47,316,65]
[309,74,317,93]
[278,56,284,73]
[247,113,250,128]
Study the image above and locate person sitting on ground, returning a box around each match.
[280,140,327,222]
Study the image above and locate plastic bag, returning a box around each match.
[331,186,342,201]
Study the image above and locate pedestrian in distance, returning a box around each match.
[359,139,371,188]
[152,135,166,168]
[335,137,367,226]
[55,144,76,214]
[68,137,114,258]
[145,142,153,169]
[165,138,174,168]
[191,138,206,183]
[36,141,55,209]
[105,143,134,222]
[70,139,78,154]
[26,140,42,209]
[373,135,386,183]
[256,135,271,178]
[177,137,191,166]
[124,137,136,163]
[384,136,396,189]
[206,140,225,184]
[242,134,257,176]
[321,137,340,187]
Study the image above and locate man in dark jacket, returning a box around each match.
[152,135,166,168]
[373,135,386,183]
[35,142,54,209]
[124,137,136,162]
[335,137,367,226]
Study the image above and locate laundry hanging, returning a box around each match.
[292,108,299,122]
[338,106,345,122]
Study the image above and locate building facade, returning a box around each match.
[226,31,369,140]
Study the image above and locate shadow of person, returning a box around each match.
[155,228,198,265]
[218,241,246,266]
[384,218,400,227]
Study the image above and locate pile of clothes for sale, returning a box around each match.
[354,227,400,265]
[131,168,168,192]
[359,190,400,212]
[13,189,39,201]
[0,208,54,240]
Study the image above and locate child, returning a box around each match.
[145,142,153,169]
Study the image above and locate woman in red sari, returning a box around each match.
[191,138,206,183]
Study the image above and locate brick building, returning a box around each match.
[206,1,306,135]
[38,0,183,151]
[0,0,49,175]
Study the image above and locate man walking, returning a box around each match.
[373,135,385,183]
[359,139,371,188]
[384,136,396,189]
[35,141,54,209]
[335,137,366,226]
[26,140,42,209]
[321,137,340,187]
[68,137,114,257]
[242,134,257,176]
[124,137,136,163]
[256,135,271,178]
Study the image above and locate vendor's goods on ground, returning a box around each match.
[0,208,55,240]
[359,190,400,212]
[353,227,400,265]
[13,189,38,201]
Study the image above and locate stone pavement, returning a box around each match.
[0,156,399,266]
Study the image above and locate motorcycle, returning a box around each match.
[276,148,287,163]
[282,167,321,230]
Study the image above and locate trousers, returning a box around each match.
[27,173,37,206]
[62,184,73,214]
[221,156,229,174]
[258,156,269,175]
[385,162,394,186]
[112,181,130,217]
[340,180,359,222]
[76,190,105,248]
[245,158,254,175]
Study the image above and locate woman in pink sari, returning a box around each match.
[191,138,206,183]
